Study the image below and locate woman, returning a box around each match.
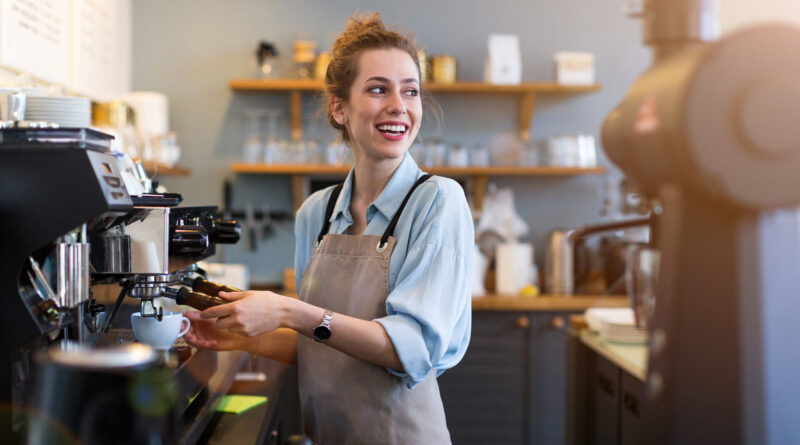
[185,13,473,444]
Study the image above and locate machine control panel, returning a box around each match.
[86,150,133,209]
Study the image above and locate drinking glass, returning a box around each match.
[625,246,660,329]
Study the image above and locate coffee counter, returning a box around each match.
[470,295,629,311]
[579,329,648,381]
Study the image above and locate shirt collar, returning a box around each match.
[329,152,422,223]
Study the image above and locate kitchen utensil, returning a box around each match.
[545,230,574,295]
[28,257,58,302]
[0,91,26,122]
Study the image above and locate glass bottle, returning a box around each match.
[242,109,264,164]
[263,109,281,164]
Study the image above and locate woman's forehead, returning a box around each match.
[355,48,419,82]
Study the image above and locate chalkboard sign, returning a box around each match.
[0,0,131,100]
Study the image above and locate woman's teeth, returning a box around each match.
[376,124,407,135]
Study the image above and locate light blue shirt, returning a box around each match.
[294,152,473,388]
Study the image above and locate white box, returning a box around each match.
[485,34,522,85]
[554,52,595,85]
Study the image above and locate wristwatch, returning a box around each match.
[313,309,334,342]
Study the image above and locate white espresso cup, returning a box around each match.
[130,311,191,350]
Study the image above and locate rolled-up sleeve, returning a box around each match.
[375,179,474,388]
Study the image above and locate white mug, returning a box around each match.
[130,311,191,350]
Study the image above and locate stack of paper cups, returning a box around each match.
[496,243,533,295]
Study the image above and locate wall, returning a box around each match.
[721,0,800,33]
[131,0,650,285]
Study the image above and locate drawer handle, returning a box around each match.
[515,316,530,329]
[549,316,565,329]
[598,375,616,396]
[623,391,641,416]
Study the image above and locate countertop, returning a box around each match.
[579,329,648,381]
[471,295,629,311]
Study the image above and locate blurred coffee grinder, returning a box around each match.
[602,0,800,443]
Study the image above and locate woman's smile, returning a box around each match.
[375,120,410,140]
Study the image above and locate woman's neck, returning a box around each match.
[350,151,403,206]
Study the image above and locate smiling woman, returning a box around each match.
[184,12,473,445]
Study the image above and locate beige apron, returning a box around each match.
[296,174,451,445]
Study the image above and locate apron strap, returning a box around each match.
[379,174,433,248]
[316,183,345,246]
[315,174,433,248]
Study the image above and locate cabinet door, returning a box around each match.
[528,312,575,445]
[439,311,529,445]
[593,355,620,445]
[619,372,644,445]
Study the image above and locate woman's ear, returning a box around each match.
[331,97,346,124]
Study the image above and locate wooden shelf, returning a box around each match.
[228,78,600,94]
[471,295,628,311]
[229,163,604,212]
[136,159,191,176]
[228,78,601,141]
[229,163,604,176]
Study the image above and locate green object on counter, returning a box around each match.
[216,395,268,414]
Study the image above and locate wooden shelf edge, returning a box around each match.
[471,294,629,311]
[230,163,352,174]
[136,159,191,176]
[228,78,602,94]
[229,163,604,176]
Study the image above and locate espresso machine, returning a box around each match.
[602,1,800,443]
[0,127,241,443]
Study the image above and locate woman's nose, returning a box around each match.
[386,91,407,115]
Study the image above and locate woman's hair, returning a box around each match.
[321,12,440,144]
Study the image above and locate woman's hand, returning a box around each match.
[199,290,289,337]
[183,311,248,351]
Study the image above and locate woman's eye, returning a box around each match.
[368,86,386,94]
[405,88,419,97]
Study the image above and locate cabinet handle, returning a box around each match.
[515,315,530,329]
[598,375,616,396]
[549,316,565,330]
[623,391,641,416]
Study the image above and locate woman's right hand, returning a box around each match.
[183,310,248,351]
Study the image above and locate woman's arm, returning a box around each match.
[200,291,404,371]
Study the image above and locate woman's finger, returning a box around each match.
[201,302,236,319]
[214,315,239,331]
[185,310,203,321]
[218,291,251,301]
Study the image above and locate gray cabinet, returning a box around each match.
[438,310,575,445]
[566,335,645,445]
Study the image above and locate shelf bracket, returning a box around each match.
[290,90,302,141]
[291,174,306,213]
[473,174,488,214]
[518,92,536,141]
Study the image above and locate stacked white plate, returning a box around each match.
[25,96,92,128]
[585,307,648,344]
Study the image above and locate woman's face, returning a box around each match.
[335,48,422,162]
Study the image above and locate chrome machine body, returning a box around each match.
[0,127,240,443]
[603,1,800,443]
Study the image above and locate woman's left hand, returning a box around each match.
[199,290,288,337]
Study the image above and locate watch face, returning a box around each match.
[314,325,331,341]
